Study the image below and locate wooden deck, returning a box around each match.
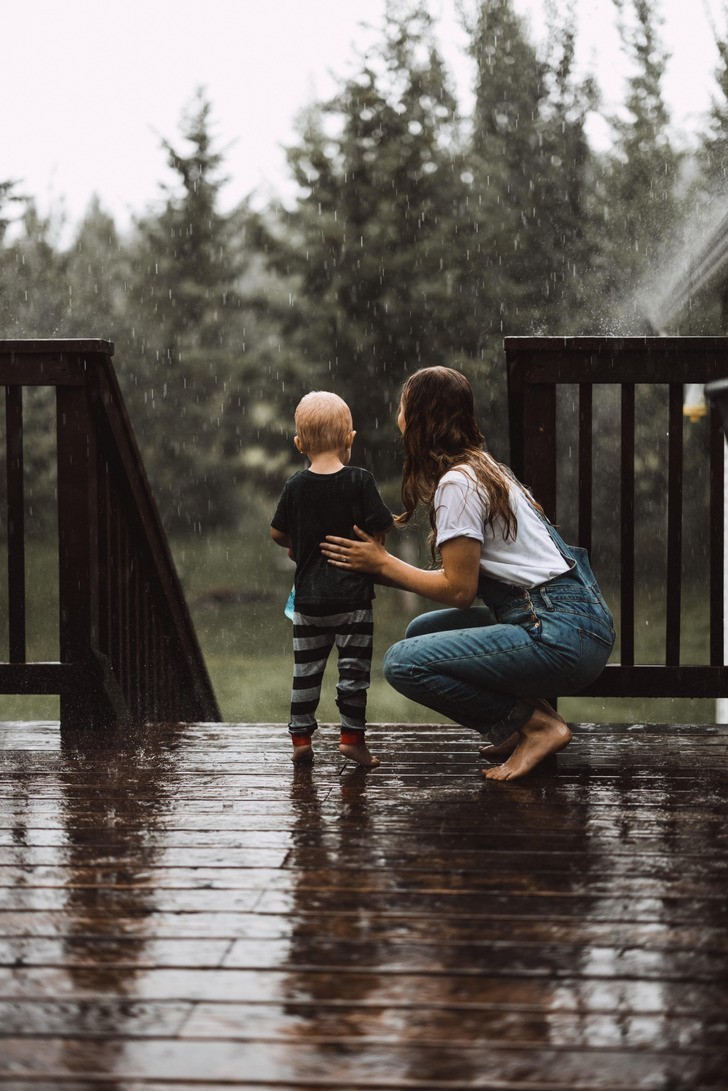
[0,720,726,1090]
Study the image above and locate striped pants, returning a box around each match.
[289,607,374,736]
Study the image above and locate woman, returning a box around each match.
[320,366,615,781]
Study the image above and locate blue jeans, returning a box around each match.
[383,536,615,745]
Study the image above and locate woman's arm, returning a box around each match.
[321,527,481,609]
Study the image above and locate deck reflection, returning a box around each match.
[0,720,726,1088]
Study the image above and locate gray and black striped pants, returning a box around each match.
[289,607,374,735]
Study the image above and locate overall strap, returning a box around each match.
[499,463,576,573]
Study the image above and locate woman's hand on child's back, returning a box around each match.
[321,525,387,574]
[324,524,481,608]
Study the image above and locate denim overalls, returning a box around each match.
[382,501,615,745]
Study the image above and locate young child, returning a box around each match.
[270,391,393,766]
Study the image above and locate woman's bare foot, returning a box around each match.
[482,707,572,781]
[479,731,521,761]
[478,700,567,761]
[339,743,381,768]
[291,744,314,764]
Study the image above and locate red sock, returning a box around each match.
[291,734,313,747]
[340,730,365,747]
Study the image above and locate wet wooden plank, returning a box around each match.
[0,1004,721,1055]
[1,828,728,855]
[0,845,724,876]
[0,1036,726,1089]
[6,963,727,1007]
[1,911,727,954]
[0,938,232,968]
[0,889,723,929]
[0,999,192,1036]
[0,865,724,897]
[182,1001,728,1049]
[1,934,726,983]
[3,997,726,1051]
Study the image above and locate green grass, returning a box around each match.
[0,534,60,720]
[1,531,721,725]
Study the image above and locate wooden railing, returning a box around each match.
[1,340,221,728]
[506,336,728,699]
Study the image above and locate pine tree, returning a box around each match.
[463,0,598,337]
[126,89,249,531]
[64,196,126,340]
[700,4,728,190]
[538,1,600,330]
[0,179,23,243]
[595,0,681,330]
[0,201,69,530]
[0,201,67,336]
[680,4,728,334]
[465,0,550,334]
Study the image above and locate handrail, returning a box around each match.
[506,336,728,701]
[1,339,221,728]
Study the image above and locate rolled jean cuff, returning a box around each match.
[486,699,532,746]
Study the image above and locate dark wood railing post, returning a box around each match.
[56,381,99,728]
[506,348,557,518]
[523,383,557,522]
[507,366,525,481]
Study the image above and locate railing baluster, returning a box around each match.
[56,383,97,728]
[109,486,121,683]
[140,574,150,718]
[523,383,557,521]
[665,383,684,665]
[151,601,159,720]
[97,456,111,663]
[158,611,170,720]
[130,550,141,719]
[120,521,130,706]
[578,383,593,554]
[710,408,725,667]
[621,384,635,667]
[5,385,26,663]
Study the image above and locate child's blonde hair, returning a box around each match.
[295,391,353,455]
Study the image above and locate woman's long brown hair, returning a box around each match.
[396,366,518,551]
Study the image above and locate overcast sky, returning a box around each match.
[1,0,724,236]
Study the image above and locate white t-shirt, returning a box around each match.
[434,465,571,589]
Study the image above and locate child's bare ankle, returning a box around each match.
[291,743,314,764]
[339,741,380,768]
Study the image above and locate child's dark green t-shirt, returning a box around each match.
[271,466,393,612]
